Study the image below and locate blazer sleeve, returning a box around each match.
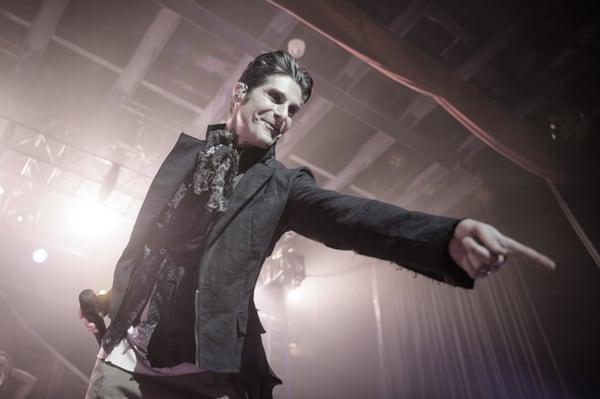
[283,169,474,289]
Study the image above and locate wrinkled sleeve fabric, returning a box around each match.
[283,169,473,289]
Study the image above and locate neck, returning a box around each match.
[224,117,245,149]
[225,115,260,150]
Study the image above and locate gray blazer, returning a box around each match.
[106,124,472,376]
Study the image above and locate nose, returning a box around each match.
[273,104,290,128]
[273,103,288,119]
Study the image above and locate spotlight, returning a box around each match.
[16,215,24,223]
[287,38,306,58]
[288,342,299,356]
[68,200,115,237]
[32,248,48,264]
[286,286,303,304]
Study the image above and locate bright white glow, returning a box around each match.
[32,248,48,264]
[16,215,24,223]
[0,186,4,197]
[287,38,306,58]
[288,342,299,356]
[286,286,304,304]
[67,200,116,238]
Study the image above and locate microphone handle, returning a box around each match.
[78,289,107,346]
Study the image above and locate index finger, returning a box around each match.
[504,236,556,271]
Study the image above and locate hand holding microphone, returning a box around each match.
[78,289,107,346]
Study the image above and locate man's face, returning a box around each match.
[229,74,302,149]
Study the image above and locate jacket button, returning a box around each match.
[159,248,167,255]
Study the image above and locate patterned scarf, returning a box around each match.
[192,129,240,212]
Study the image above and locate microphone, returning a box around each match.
[78,289,107,346]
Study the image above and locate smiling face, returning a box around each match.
[226,74,303,149]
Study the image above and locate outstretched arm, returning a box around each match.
[284,169,473,287]
[285,169,555,287]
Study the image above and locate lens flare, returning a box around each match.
[32,248,48,264]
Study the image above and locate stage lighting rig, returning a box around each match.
[259,232,306,296]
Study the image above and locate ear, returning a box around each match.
[232,82,248,105]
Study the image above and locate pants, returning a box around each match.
[84,359,247,399]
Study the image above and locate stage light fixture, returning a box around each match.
[288,342,299,356]
[287,38,306,58]
[32,248,48,264]
[286,286,303,304]
[68,199,116,238]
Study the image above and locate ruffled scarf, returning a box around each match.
[192,129,239,212]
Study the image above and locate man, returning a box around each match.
[81,51,554,398]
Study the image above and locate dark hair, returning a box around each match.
[228,50,313,115]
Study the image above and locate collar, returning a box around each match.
[206,123,276,171]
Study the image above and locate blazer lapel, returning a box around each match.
[130,133,205,239]
[206,162,274,249]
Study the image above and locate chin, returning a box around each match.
[255,130,274,148]
[256,139,272,149]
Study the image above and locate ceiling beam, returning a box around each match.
[288,154,335,180]
[418,168,482,215]
[317,4,450,197]
[370,12,533,204]
[110,7,181,99]
[277,96,334,160]
[333,57,369,91]
[0,5,204,116]
[323,131,394,191]
[12,0,70,82]
[186,57,251,136]
[452,14,599,168]
[260,10,298,49]
[315,74,433,155]
[398,12,529,128]
[260,0,483,204]
[395,163,451,207]
[388,0,432,38]
[394,162,482,215]
[316,8,523,200]
[425,3,473,47]
[22,0,69,55]
[99,7,181,147]
[334,2,428,92]
[384,12,533,195]
[514,16,600,118]
[268,0,578,182]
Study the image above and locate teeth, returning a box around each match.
[263,120,276,132]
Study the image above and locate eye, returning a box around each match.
[269,91,282,103]
[289,106,299,117]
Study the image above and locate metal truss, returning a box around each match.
[0,115,150,219]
